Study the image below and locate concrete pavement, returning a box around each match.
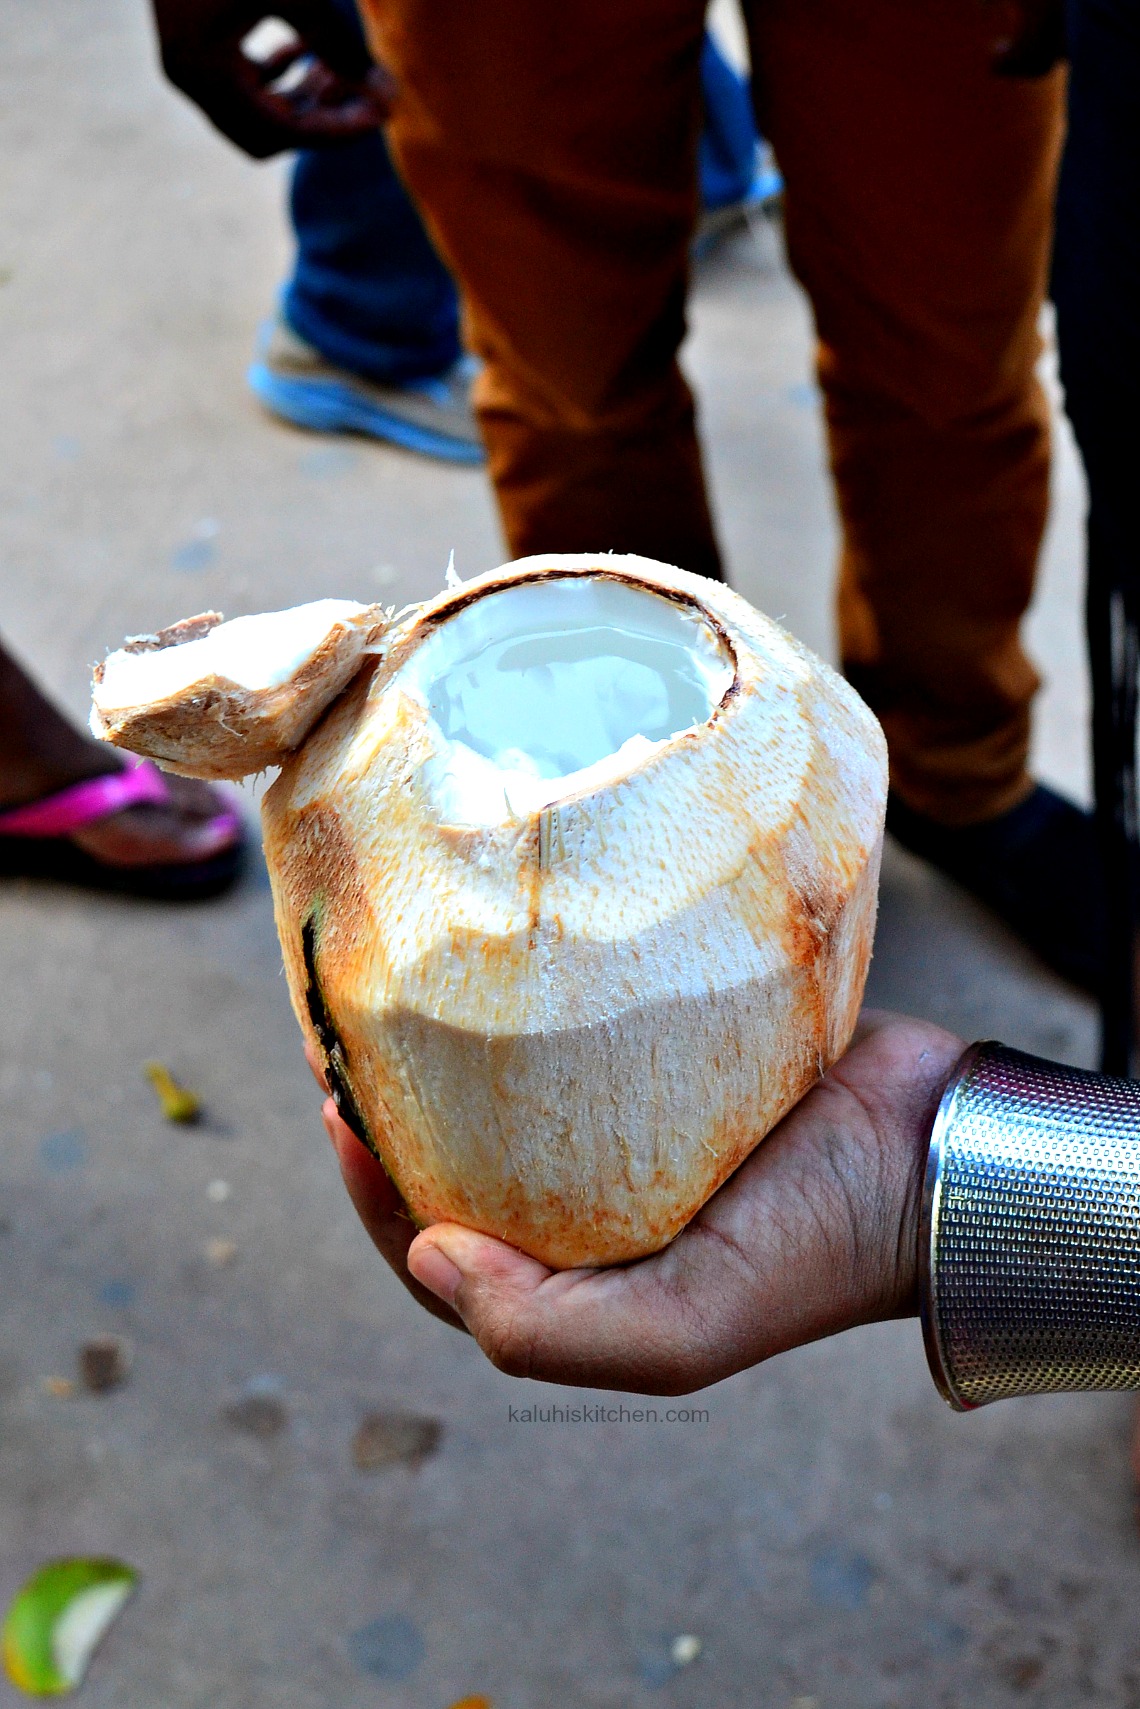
[0,3,1128,1705]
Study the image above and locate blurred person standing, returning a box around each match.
[247,2,777,465]
[153,0,1074,985]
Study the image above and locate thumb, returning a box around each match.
[407,1225,558,1334]
[405,1224,730,1394]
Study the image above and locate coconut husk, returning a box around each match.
[261,555,888,1268]
[90,602,389,780]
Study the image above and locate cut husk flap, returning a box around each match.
[90,600,389,779]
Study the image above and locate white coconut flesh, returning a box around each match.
[94,599,368,713]
[396,575,736,825]
[90,597,388,779]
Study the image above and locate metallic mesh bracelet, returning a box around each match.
[920,1041,1140,1409]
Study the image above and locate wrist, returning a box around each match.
[826,1014,966,1329]
[890,1042,966,1322]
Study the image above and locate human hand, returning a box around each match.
[151,0,394,159]
[987,0,1066,76]
[313,1013,965,1395]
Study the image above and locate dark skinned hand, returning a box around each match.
[151,0,394,159]
[308,1013,965,1396]
[988,0,1067,75]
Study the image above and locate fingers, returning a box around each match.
[254,55,392,147]
[406,1222,746,1394]
[275,0,397,104]
[315,1011,962,1395]
[270,72,390,145]
[154,0,391,159]
[275,0,373,80]
[402,1208,774,1396]
[319,1076,723,1389]
[303,1037,329,1091]
[200,58,386,159]
[321,1098,468,1334]
[159,49,298,160]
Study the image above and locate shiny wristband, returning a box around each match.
[920,1040,1140,1409]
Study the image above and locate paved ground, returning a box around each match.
[0,4,1131,1707]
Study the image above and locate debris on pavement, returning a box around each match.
[346,1614,423,1681]
[39,1130,87,1173]
[2,1557,137,1696]
[143,1061,200,1124]
[223,1376,288,1440]
[41,1378,75,1400]
[446,1698,493,1708]
[78,1336,131,1394]
[351,1410,442,1472]
[638,1630,705,1688]
[206,1179,231,1203]
[204,1237,238,1267]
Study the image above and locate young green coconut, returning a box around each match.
[92,555,887,1268]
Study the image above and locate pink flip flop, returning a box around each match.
[0,754,245,901]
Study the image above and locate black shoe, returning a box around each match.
[886,784,1106,993]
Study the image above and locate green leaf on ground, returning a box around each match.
[2,1558,137,1696]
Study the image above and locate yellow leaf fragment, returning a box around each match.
[446,1698,493,1709]
[3,1558,136,1696]
[143,1062,200,1124]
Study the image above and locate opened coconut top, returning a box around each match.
[89,569,739,810]
[395,574,736,826]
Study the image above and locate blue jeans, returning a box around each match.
[281,0,462,388]
[283,19,759,386]
[697,30,760,211]
[1052,0,1140,1067]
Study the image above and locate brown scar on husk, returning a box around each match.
[121,612,224,654]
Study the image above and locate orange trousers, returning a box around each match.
[360,0,1065,825]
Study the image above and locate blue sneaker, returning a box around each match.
[693,150,784,260]
[248,317,485,466]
